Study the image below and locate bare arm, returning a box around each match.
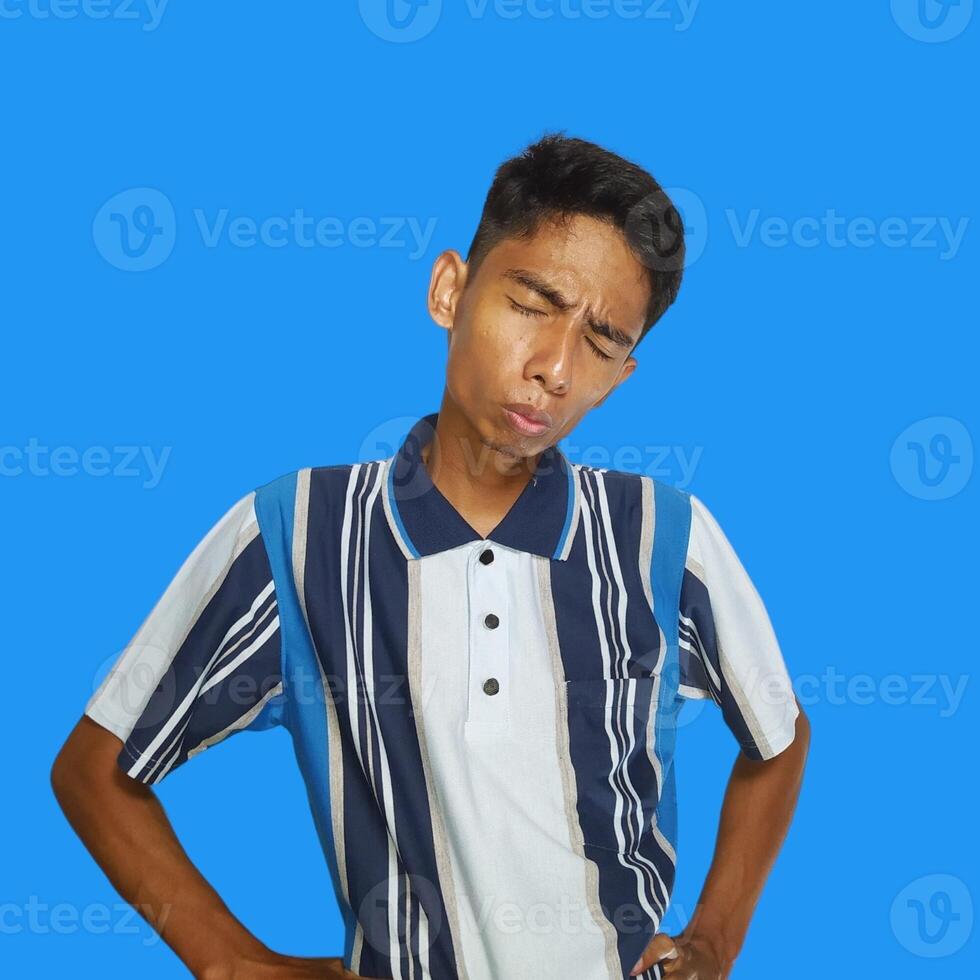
[50,715,366,979]
[50,714,273,976]
[633,701,811,977]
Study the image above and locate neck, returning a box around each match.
[422,394,544,538]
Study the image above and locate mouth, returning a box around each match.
[502,403,554,437]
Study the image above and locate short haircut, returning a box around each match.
[466,131,685,348]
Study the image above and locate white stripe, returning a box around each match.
[140,607,279,782]
[578,473,660,920]
[677,683,713,700]
[200,614,280,696]
[185,680,284,760]
[556,460,582,560]
[593,472,668,918]
[87,493,260,743]
[341,463,412,978]
[380,454,417,561]
[125,581,276,777]
[140,611,279,783]
[145,712,193,782]
[679,613,722,692]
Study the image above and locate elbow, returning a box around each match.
[789,700,812,766]
[50,731,87,811]
[796,699,811,743]
[50,715,127,810]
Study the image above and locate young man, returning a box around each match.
[52,133,809,980]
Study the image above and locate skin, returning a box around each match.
[50,716,374,979]
[51,211,809,979]
[629,709,810,978]
[422,213,645,528]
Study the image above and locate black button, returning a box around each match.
[483,678,499,696]
[479,549,494,565]
[484,613,499,629]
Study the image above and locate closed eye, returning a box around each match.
[508,297,546,318]
[509,296,614,362]
[586,338,614,362]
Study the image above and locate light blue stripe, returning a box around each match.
[650,478,692,851]
[254,471,357,966]
[553,452,576,559]
[387,457,420,559]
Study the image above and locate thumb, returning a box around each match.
[630,932,680,975]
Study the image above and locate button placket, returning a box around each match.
[467,542,510,726]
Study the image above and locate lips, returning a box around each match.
[503,403,554,435]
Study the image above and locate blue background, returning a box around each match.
[2,2,977,976]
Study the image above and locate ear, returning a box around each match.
[594,355,637,408]
[428,250,468,332]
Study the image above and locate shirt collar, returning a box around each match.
[382,411,580,561]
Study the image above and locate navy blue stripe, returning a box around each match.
[678,597,716,698]
[577,471,671,923]
[554,469,681,975]
[679,563,768,758]
[118,531,282,783]
[301,464,462,978]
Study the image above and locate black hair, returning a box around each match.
[465,131,685,347]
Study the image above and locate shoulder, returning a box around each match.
[569,462,697,547]
[251,460,385,533]
[253,461,364,499]
[573,462,693,503]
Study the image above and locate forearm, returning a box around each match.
[682,705,810,969]
[51,716,268,978]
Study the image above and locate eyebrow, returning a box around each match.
[502,267,637,351]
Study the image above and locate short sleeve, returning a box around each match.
[677,494,799,760]
[85,491,285,785]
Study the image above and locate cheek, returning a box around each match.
[463,315,529,368]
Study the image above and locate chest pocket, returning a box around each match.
[561,676,665,853]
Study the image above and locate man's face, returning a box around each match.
[428,213,651,464]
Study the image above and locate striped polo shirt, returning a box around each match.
[85,410,799,980]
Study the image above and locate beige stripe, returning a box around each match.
[406,557,469,980]
[718,638,776,757]
[293,468,363,968]
[638,476,655,618]
[535,555,622,980]
[185,680,284,760]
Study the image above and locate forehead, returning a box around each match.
[477,213,651,335]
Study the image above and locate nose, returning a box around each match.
[525,319,574,394]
